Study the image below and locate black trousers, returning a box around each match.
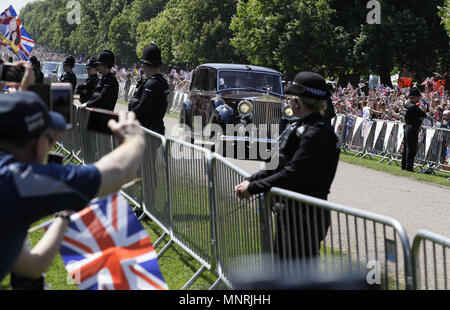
[401,125,419,171]
[274,201,331,260]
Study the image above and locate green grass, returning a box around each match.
[339,150,450,188]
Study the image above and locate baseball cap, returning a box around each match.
[0,91,67,141]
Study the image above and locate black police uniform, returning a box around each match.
[401,102,427,171]
[128,43,169,135]
[246,112,340,259]
[60,71,77,92]
[128,74,169,135]
[77,73,99,104]
[85,72,119,111]
[33,68,44,84]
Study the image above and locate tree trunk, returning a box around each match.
[379,65,393,88]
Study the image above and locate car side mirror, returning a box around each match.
[52,69,57,74]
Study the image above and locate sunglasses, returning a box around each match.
[285,95,300,105]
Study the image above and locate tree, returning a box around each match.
[354,0,450,86]
[136,0,242,68]
[439,0,450,38]
[230,0,344,79]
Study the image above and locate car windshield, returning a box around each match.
[218,70,282,95]
[73,64,88,77]
[42,62,58,74]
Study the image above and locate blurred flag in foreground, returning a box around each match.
[0,5,35,60]
[60,193,168,290]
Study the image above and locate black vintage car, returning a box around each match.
[179,64,293,158]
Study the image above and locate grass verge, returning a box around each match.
[339,150,449,188]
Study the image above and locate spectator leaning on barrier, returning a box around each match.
[0,84,145,281]
[401,87,427,172]
[76,57,99,104]
[235,71,341,260]
[81,50,119,111]
[128,43,169,135]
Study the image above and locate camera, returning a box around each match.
[0,62,25,83]
[28,83,73,129]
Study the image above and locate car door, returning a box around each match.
[189,68,205,134]
[200,69,218,129]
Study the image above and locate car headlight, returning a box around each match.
[238,100,253,116]
[282,105,294,118]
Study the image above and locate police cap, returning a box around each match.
[63,56,76,68]
[285,71,331,100]
[86,57,98,69]
[140,42,162,67]
[96,50,115,68]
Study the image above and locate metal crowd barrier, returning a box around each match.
[265,187,414,290]
[210,154,271,289]
[164,138,216,289]
[169,91,188,113]
[139,129,171,244]
[334,114,450,174]
[55,104,450,290]
[412,230,450,290]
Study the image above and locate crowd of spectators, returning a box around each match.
[331,82,450,129]
[167,69,192,93]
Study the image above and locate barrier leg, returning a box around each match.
[156,239,174,259]
[153,231,168,249]
[181,265,207,290]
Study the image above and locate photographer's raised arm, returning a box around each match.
[94,112,145,198]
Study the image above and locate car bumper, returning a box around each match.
[220,135,278,144]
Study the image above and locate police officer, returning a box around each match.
[82,50,119,111]
[60,56,77,92]
[76,57,99,104]
[401,87,427,172]
[235,71,340,260]
[128,43,169,135]
[29,56,44,84]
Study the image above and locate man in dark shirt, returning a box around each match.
[76,57,99,104]
[401,87,427,172]
[128,43,169,135]
[60,56,77,92]
[235,71,340,259]
[82,50,119,111]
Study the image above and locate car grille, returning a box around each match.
[252,100,282,137]
[253,100,282,126]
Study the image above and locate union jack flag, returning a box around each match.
[60,193,168,290]
[0,5,35,60]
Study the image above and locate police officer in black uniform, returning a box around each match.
[128,43,169,135]
[401,87,427,172]
[82,50,119,111]
[29,56,44,84]
[60,56,77,92]
[235,71,341,260]
[76,57,99,104]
